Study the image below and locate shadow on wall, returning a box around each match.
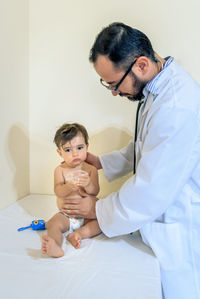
[7,124,29,200]
[29,133,58,194]
[89,126,133,198]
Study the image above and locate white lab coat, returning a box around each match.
[96,59,200,299]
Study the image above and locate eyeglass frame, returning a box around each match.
[100,58,138,93]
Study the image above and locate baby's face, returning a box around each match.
[58,133,88,168]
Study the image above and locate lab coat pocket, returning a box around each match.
[140,221,183,271]
[190,191,200,204]
[185,184,200,204]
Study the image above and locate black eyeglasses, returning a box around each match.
[100,58,138,93]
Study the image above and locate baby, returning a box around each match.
[42,123,101,257]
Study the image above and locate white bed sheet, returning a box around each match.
[0,194,162,299]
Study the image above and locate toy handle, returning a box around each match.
[18,225,32,231]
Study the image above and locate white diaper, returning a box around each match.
[69,217,84,232]
[59,211,84,232]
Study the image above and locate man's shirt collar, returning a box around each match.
[143,56,174,97]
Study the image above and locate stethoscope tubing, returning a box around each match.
[133,100,144,174]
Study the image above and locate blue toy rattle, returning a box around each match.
[18,220,46,231]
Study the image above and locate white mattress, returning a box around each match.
[0,194,162,299]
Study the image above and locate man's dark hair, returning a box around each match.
[89,22,156,70]
[54,123,89,148]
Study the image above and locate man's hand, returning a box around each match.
[86,152,102,170]
[61,195,98,219]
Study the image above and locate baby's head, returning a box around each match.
[54,123,89,149]
[54,123,89,167]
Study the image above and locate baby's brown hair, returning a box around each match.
[54,123,89,148]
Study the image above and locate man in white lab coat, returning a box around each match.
[62,23,200,299]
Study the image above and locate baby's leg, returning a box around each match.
[42,213,69,257]
[67,220,101,249]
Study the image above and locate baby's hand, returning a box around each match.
[75,172,90,188]
[66,180,79,191]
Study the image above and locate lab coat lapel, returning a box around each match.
[135,93,156,171]
[141,93,155,116]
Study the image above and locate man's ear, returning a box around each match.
[134,56,149,75]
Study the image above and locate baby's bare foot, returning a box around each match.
[42,235,64,258]
[67,232,82,249]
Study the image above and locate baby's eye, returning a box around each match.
[77,146,84,150]
[65,148,71,152]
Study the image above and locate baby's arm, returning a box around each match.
[54,166,78,198]
[77,166,99,196]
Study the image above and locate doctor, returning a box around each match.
[62,22,200,299]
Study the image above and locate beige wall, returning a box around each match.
[0,0,29,209]
[29,0,200,198]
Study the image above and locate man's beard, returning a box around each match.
[119,71,147,102]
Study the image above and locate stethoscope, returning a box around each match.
[133,99,144,174]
